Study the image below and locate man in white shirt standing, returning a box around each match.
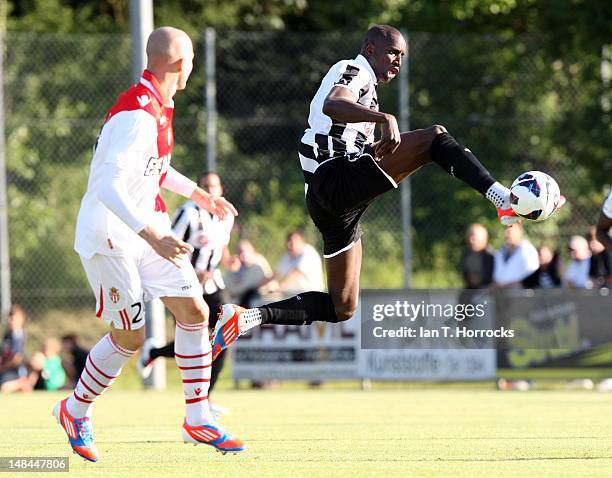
[139,172,234,417]
[563,235,592,289]
[53,27,244,462]
[271,230,325,296]
[492,224,539,288]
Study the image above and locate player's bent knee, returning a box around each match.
[112,327,145,351]
[429,124,447,137]
[333,304,357,322]
[177,297,209,326]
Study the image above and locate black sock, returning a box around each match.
[260,291,339,325]
[430,132,495,195]
[150,342,175,360]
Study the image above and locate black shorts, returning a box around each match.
[305,145,397,257]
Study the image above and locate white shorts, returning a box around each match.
[80,248,202,331]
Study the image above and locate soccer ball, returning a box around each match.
[509,171,561,222]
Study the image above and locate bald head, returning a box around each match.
[360,25,406,83]
[146,27,194,96]
[361,25,403,54]
[147,27,192,66]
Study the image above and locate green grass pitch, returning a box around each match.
[2,388,612,477]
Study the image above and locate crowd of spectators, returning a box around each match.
[0,304,90,394]
[460,223,611,290]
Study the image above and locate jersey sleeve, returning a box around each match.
[333,63,371,98]
[603,189,612,219]
[98,110,158,233]
[162,167,197,198]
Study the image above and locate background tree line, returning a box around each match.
[4,0,610,311]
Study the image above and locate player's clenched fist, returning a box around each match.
[373,113,401,158]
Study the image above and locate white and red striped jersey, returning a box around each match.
[75,70,196,258]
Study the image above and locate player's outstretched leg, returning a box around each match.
[212,241,363,360]
[377,125,521,226]
[212,295,338,360]
[163,297,246,453]
[53,332,137,462]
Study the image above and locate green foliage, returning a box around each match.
[4,1,610,309]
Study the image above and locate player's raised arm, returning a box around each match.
[323,86,387,123]
[323,86,400,158]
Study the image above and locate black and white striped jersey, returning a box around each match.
[300,54,378,189]
[171,200,234,294]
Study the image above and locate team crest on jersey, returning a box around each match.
[336,65,360,86]
[144,154,170,176]
[109,287,120,304]
[137,95,151,107]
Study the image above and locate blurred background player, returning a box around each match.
[53,27,243,462]
[212,25,540,358]
[139,171,234,418]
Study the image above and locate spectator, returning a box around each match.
[564,235,592,289]
[523,246,562,289]
[460,223,494,288]
[0,305,28,392]
[29,337,66,391]
[268,230,325,296]
[587,227,611,288]
[492,224,539,288]
[61,334,89,388]
[224,239,273,307]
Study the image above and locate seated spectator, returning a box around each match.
[61,334,89,388]
[267,230,325,297]
[0,305,28,392]
[587,227,611,288]
[224,239,273,307]
[523,245,562,289]
[564,235,592,288]
[492,224,539,288]
[461,223,494,288]
[29,337,66,391]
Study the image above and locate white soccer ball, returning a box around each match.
[509,171,561,222]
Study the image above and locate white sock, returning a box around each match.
[238,308,262,333]
[485,182,511,209]
[175,320,214,426]
[66,333,134,418]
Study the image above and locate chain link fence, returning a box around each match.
[2,30,608,333]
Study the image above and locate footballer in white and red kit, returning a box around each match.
[75,69,202,328]
[54,28,245,461]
